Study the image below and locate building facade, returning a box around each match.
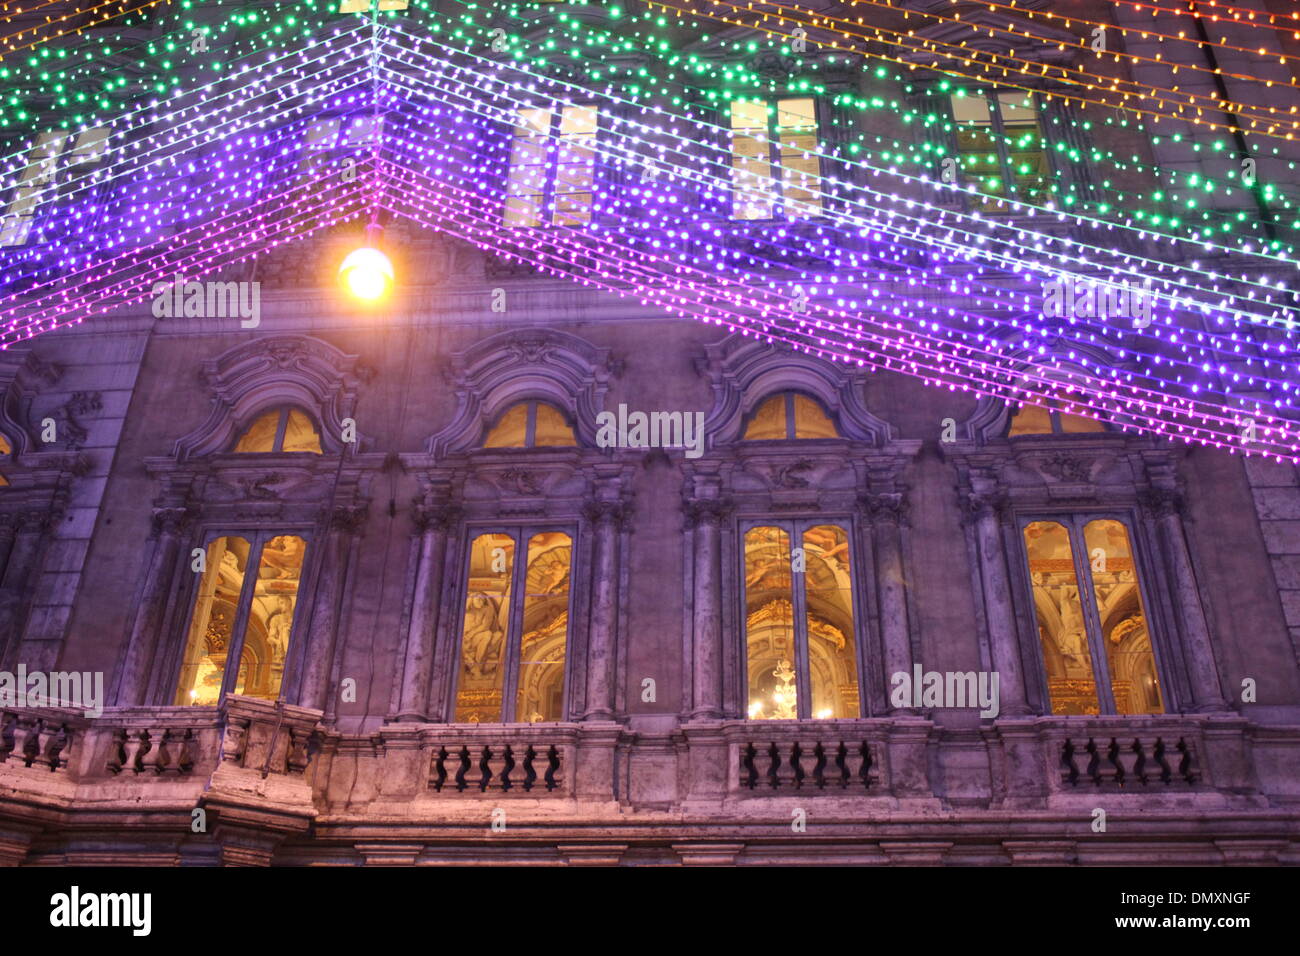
[0,0,1299,865]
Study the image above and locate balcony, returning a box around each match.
[0,704,1294,864]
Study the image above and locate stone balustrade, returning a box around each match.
[0,706,83,771]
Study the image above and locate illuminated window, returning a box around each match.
[0,127,108,246]
[454,529,572,722]
[729,97,822,221]
[949,91,1049,211]
[1021,518,1163,716]
[1008,393,1106,436]
[232,407,323,454]
[338,0,408,12]
[743,523,860,719]
[174,533,308,705]
[503,105,599,227]
[483,401,577,448]
[742,392,839,440]
[0,433,9,485]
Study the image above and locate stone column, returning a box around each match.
[685,498,730,720]
[863,492,914,711]
[110,506,193,704]
[966,487,1031,717]
[582,500,625,721]
[393,502,457,722]
[298,505,366,712]
[1143,487,1228,711]
[0,514,19,583]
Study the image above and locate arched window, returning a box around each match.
[1008,393,1106,436]
[453,529,573,723]
[1020,517,1162,715]
[174,533,309,706]
[742,392,839,441]
[742,522,860,719]
[483,401,577,449]
[232,406,323,453]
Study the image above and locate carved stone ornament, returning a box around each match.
[683,497,734,527]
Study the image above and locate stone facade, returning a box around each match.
[0,0,1298,865]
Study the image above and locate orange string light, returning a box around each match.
[0,0,171,60]
[651,1,1299,141]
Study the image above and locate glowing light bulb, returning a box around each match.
[338,246,394,302]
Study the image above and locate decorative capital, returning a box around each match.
[1139,486,1183,519]
[329,504,369,534]
[860,491,908,525]
[962,489,1009,525]
[412,500,461,533]
[150,506,195,539]
[683,497,734,527]
[583,499,629,527]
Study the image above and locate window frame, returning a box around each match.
[450,522,578,724]
[946,88,1056,213]
[232,405,323,454]
[1013,510,1171,716]
[1006,399,1109,437]
[0,126,110,247]
[740,391,839,441]
[481,400,578,449]
[172,526,316,707]
[738,516,864,721]
[726,96,826,223]
[501,103,601,229]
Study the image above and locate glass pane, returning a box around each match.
[533,403,577,446]
[233,409,282,452]
[1084,520,1163,715]
[804,525,859,718]
[516,532,571,722]
[791,394,838,439]
[1024,521,1099,714]
[504,108,552,227]
[455,533,514,722]
[1008,403,1052,436]
[950,93,992,125]
[777,99,821,218]
[0,433,10,455]
[483,403,529,447]
[235,535,307,701]
[175,536,251,705]
[282,408,323,453]
[743,394,788,440]
[730,100,773,220]
[744,526,798,719]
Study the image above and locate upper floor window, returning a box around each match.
[232,407,323,454]
[503,105,599,228]
[454,529,573,722]
[0,127,108,246]
[729,98,822,221]
[0,432,9,486]
[742,392,839,440]
[174,532,308,705]
[950,90,1049,211]
[295,116,377,188]
[1020,517,1163,716]
[483,400,577,448]
[1008,394,1106,436]
[743,522,860,719]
